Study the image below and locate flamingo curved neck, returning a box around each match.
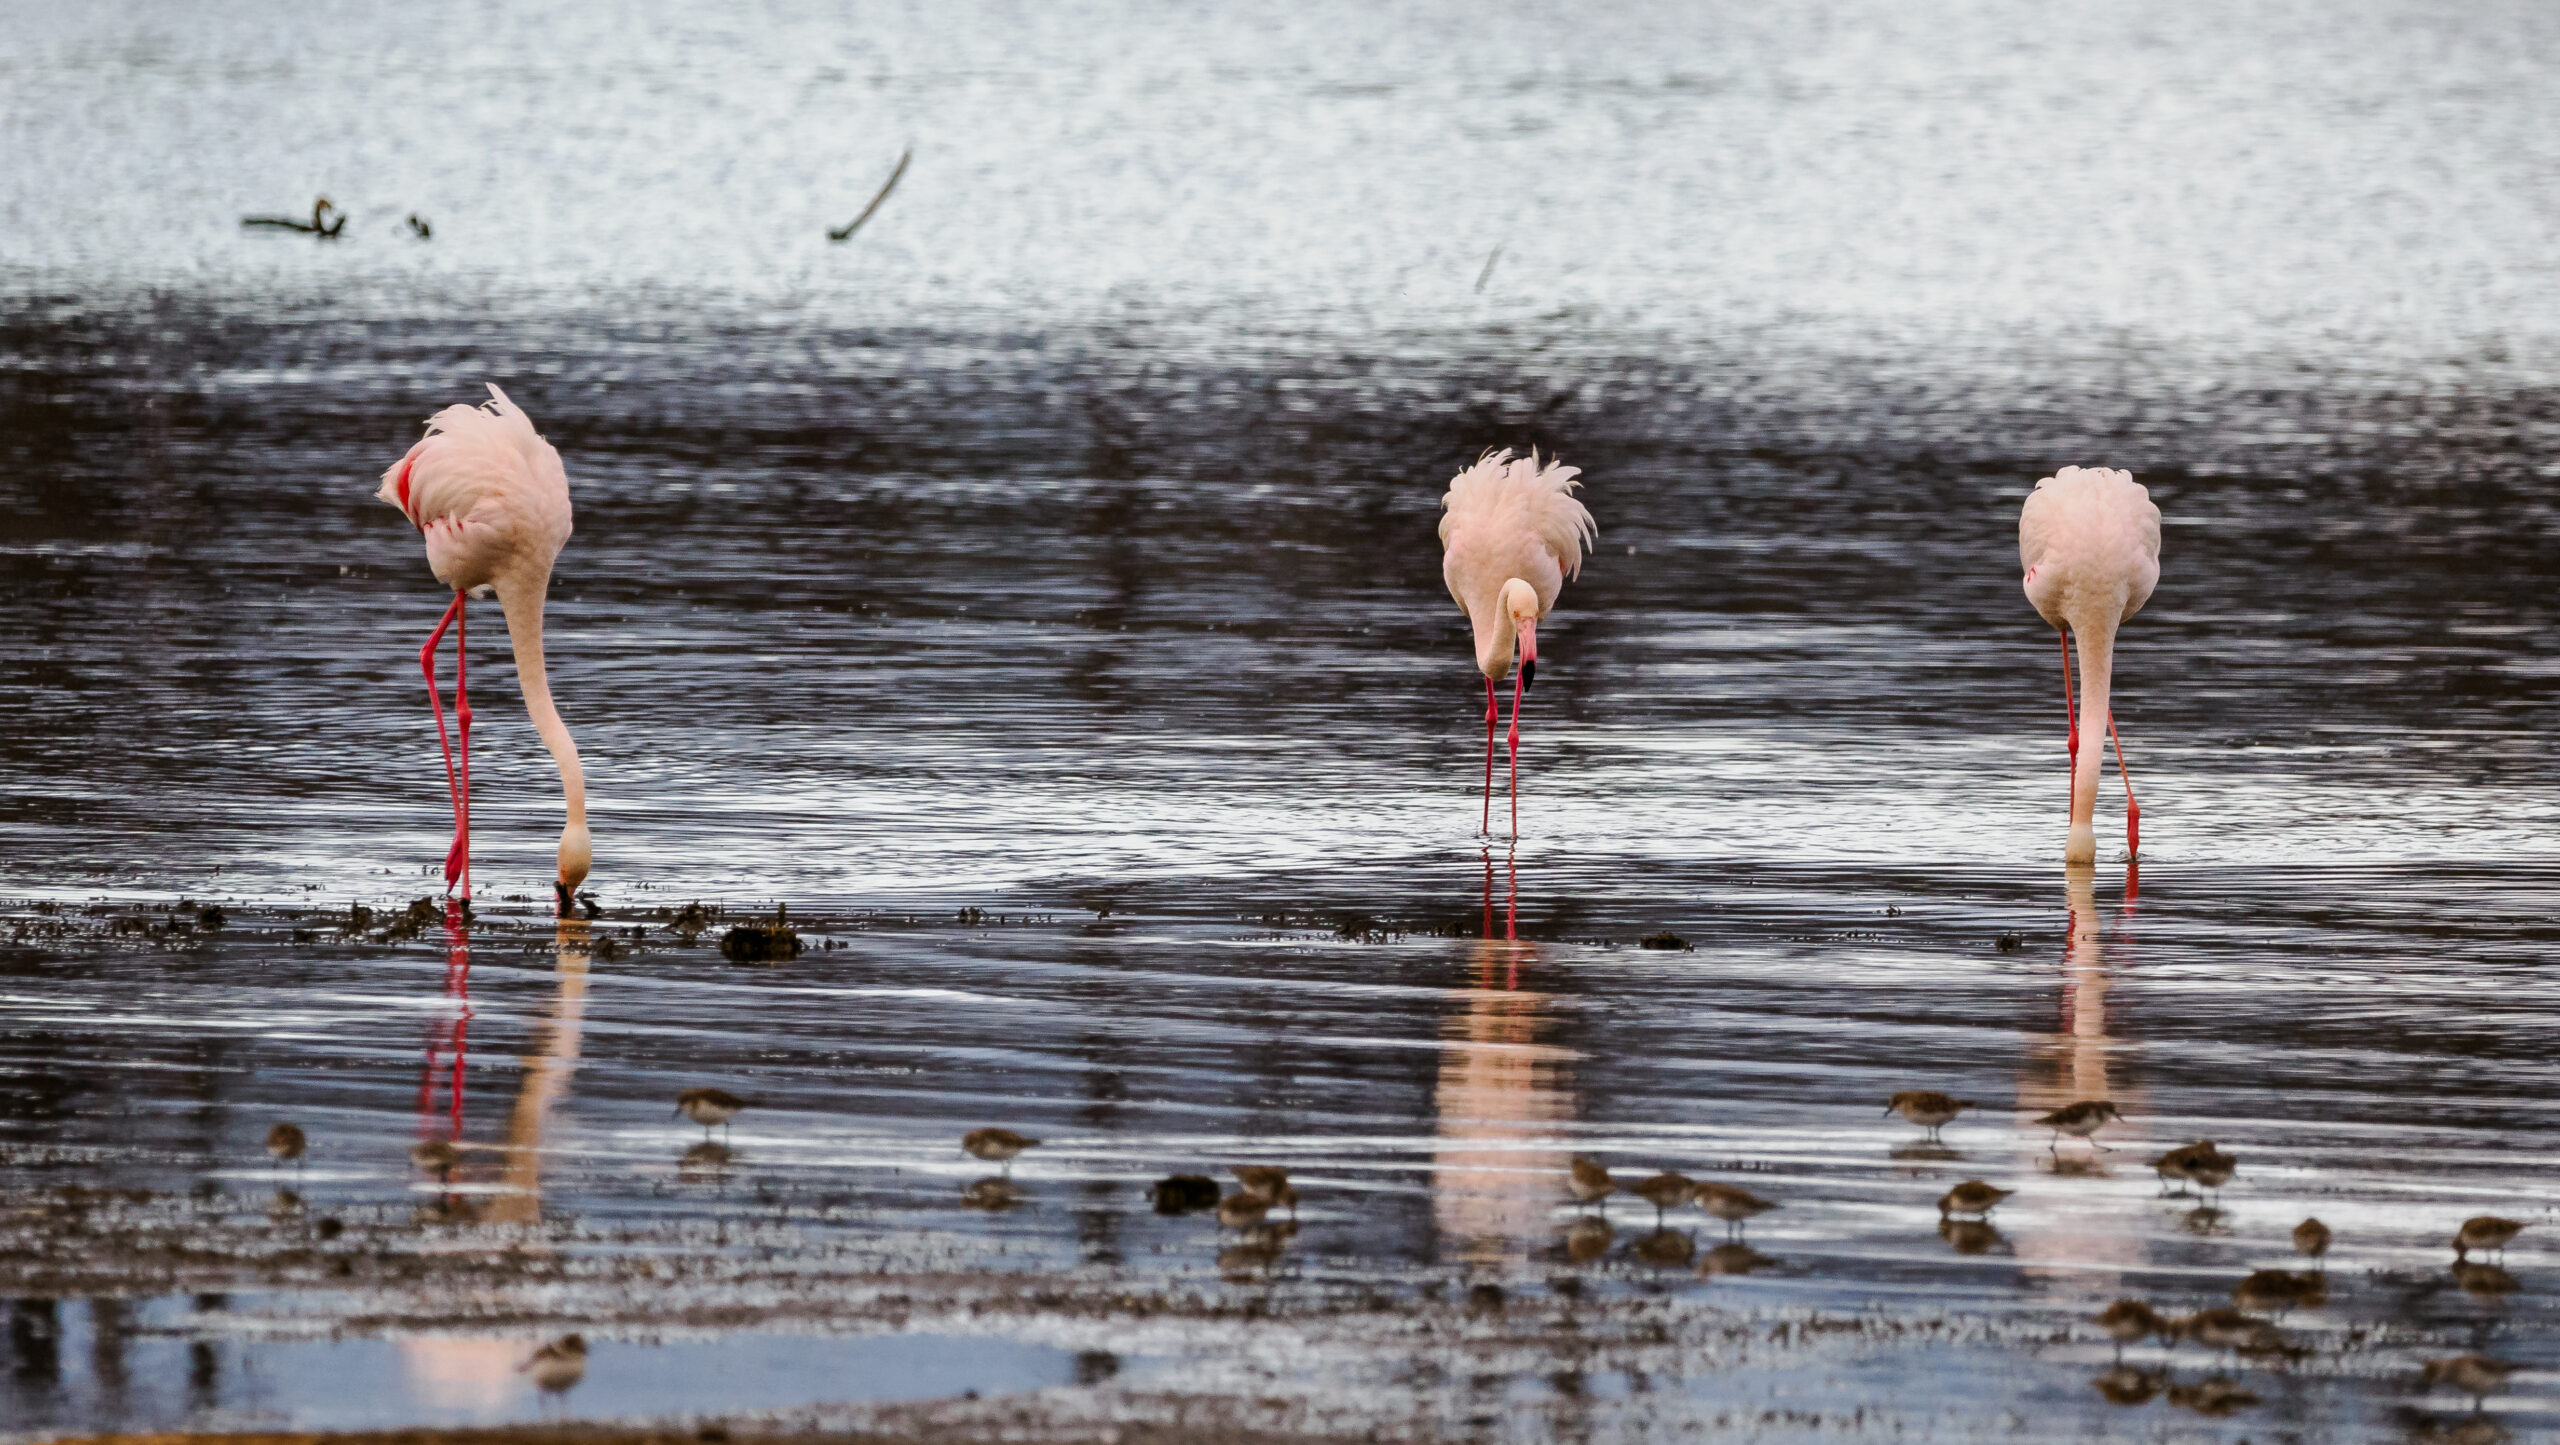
[496,571,585,829]
[2066,616,2117,863]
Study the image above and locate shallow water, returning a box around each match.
[3,1,2559,1440]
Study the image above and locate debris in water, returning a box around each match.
[1150,1175,1219,1214]
[720,914,800,962]
[241,197,345,237]
[1994,931,2024,952]
[829,147,912,242]
[1639,931,1690,950]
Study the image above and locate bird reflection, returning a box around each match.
[1217,1221,1296,1279]
[416,906,473,1159]
[1561,1215,1614,1263]
[487,919,592,1227]
[2091,1364,2165,1406]
[1697,1242,1775,1278]
[679,1141,736,1182]
[1939,1217,2005,1255]
[2166,1375,2259,1416]
[2017,863,2144,1285]
[1431,855,1573,1271]
[961,1177,1027,1211]
[2453,1262,2519,1298]
[1631,1228,1695,1269]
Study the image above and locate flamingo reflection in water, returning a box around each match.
[1433,852,1576,1272]
[416,904,473,1185]
[2016,864,2149,1284]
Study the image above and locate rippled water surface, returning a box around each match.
[3,2,2558,1440]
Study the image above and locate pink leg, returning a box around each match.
[1507,667,1523,838]
[452,597,472,898]
[1481,676,1497,835]
[2108,710,2140,858]
[419,593,467,891]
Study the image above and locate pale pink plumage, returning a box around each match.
[2020,465,2160,864]
[1438,449,1596,836]
[1438,449,1596,679]
[379,385,590,908]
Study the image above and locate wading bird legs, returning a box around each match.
[1482,675,1497,835]
[420,591,472,897]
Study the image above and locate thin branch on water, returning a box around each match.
[242,197,345,238]
[1475,244,1503,293]
[829,148,913,243]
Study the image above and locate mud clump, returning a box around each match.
[721,909,801,963]
[1639,931,1690,951]
[381,897,443,941]
[1150,1175,1219,1214]
[1994,932,2024,953]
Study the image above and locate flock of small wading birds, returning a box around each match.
[340,394,2529,1410]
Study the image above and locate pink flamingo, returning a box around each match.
[378,385,591,912]
[2020,465,2160,865]
[1438,450,1596,837]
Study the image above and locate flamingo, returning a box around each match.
[1438,450,1596,836]
[2019,465,2160,865]
[378,385,590,913]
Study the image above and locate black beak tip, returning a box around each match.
[553,881,571,915]
[1521,658,1536,690]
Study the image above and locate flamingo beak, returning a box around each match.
[554,880,571,916]
[1516,619,1537,690]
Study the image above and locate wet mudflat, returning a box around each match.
[7,1,2560,1439]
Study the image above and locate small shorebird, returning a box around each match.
[1629,1171,1694,1226]
[2178,1307,2283,1359]
[1692,1182,1778,1239]
[1567,1156,1618,1213]
[1232,1165,1296,1217]
[675,1088,752,1137]
[1938,1180,2013,1218]
[266,1123,307,1167]
[520,1333,587,1394]
[2453,1215,2524,1262]
[2420,1355,2515,1408]
[1438,449,1597,837]
[2184,1147,2237,1200]
[2034,1100,2120,1152]
[961,1127,1041,1175]
[2019,465,2161,863]
[1885,1091,1978,1141]
[409,1138,460,1183]
[2148,1139,2212,1194]
[2095,1300,2168,1360]
[2292,1216,2330,1271]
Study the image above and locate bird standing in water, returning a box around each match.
[1438,450,1596,838]
[2019,466,2160,864]
[378,385,590,913]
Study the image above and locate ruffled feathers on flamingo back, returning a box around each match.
[378,384,573,596]
[2018,465,2160,632]
[1438,449,1597,680]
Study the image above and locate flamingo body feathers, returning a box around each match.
[378,384,573,597]
[2019,466,2158,636]
[1439,449,1595,679]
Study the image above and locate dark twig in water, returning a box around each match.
[1475,244,1503,293]
[829,148,912,242]
[243,197,345,238]
[406,214,432,240]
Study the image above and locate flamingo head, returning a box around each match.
[1501,578,1540,688]
[554,823,592,915]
